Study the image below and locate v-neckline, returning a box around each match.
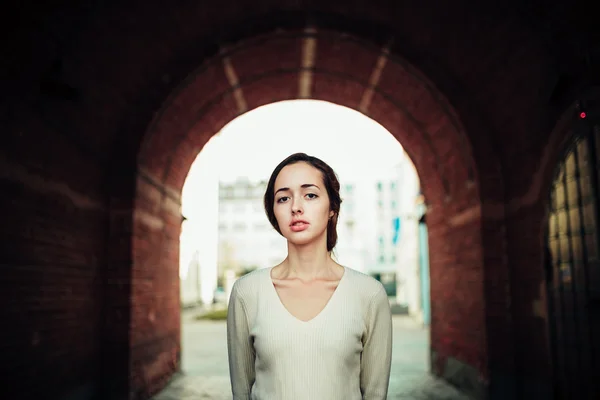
[267,265,347,324]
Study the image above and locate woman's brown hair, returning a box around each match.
[263,153,342,252]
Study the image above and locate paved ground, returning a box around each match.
[152,312,471,399]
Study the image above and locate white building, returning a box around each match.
[333,182,368,273]
[365,178,402,303]
[217,178,287,278]
[392,155,429,323]
[343,151,427,321]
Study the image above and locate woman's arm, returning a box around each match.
[360,284,393,399]
[226,282,256,399]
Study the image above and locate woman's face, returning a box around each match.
[273,162,333,248]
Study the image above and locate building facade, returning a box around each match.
[391,155,430,324]
[217,178,287,280]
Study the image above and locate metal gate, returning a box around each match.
[546,116,600,399]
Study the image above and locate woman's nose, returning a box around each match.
[292,202,303,215]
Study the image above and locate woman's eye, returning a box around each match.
[276,196,289,203]
[306,193,318,199]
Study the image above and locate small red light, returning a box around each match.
[580,112,587,119]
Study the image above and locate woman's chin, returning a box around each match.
[285,233,326,248]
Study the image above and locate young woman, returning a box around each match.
[227,153,392,399]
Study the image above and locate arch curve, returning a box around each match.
[138,28,478,206]
[539,87,600,204]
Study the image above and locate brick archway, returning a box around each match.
[140,29,477,202]
[117,28,502,399]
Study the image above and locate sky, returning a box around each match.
[210,99,404,183]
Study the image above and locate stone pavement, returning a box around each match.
[152,314,472,400]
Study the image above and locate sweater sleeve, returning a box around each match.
[360,284,393,399]
[226,282,256,399]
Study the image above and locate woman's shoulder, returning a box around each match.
[343,266,387,296]
[231,267,270,295]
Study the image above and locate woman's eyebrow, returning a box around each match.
[275,184,320,195]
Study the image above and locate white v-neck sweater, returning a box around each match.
[226,265,393,400]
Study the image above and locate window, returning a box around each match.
[234,186,245,197]
[547,133,599,290]
[345,202,354,213]
[545,119,600,397]
[253,222,269,231]
[233,223,247,231]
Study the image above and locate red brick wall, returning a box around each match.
[428,210,488,372]
[128,175,182,398]
[0,109,107,398]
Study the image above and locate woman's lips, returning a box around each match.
[290,221,309,232]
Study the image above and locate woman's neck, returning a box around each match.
[284,242,336,280]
